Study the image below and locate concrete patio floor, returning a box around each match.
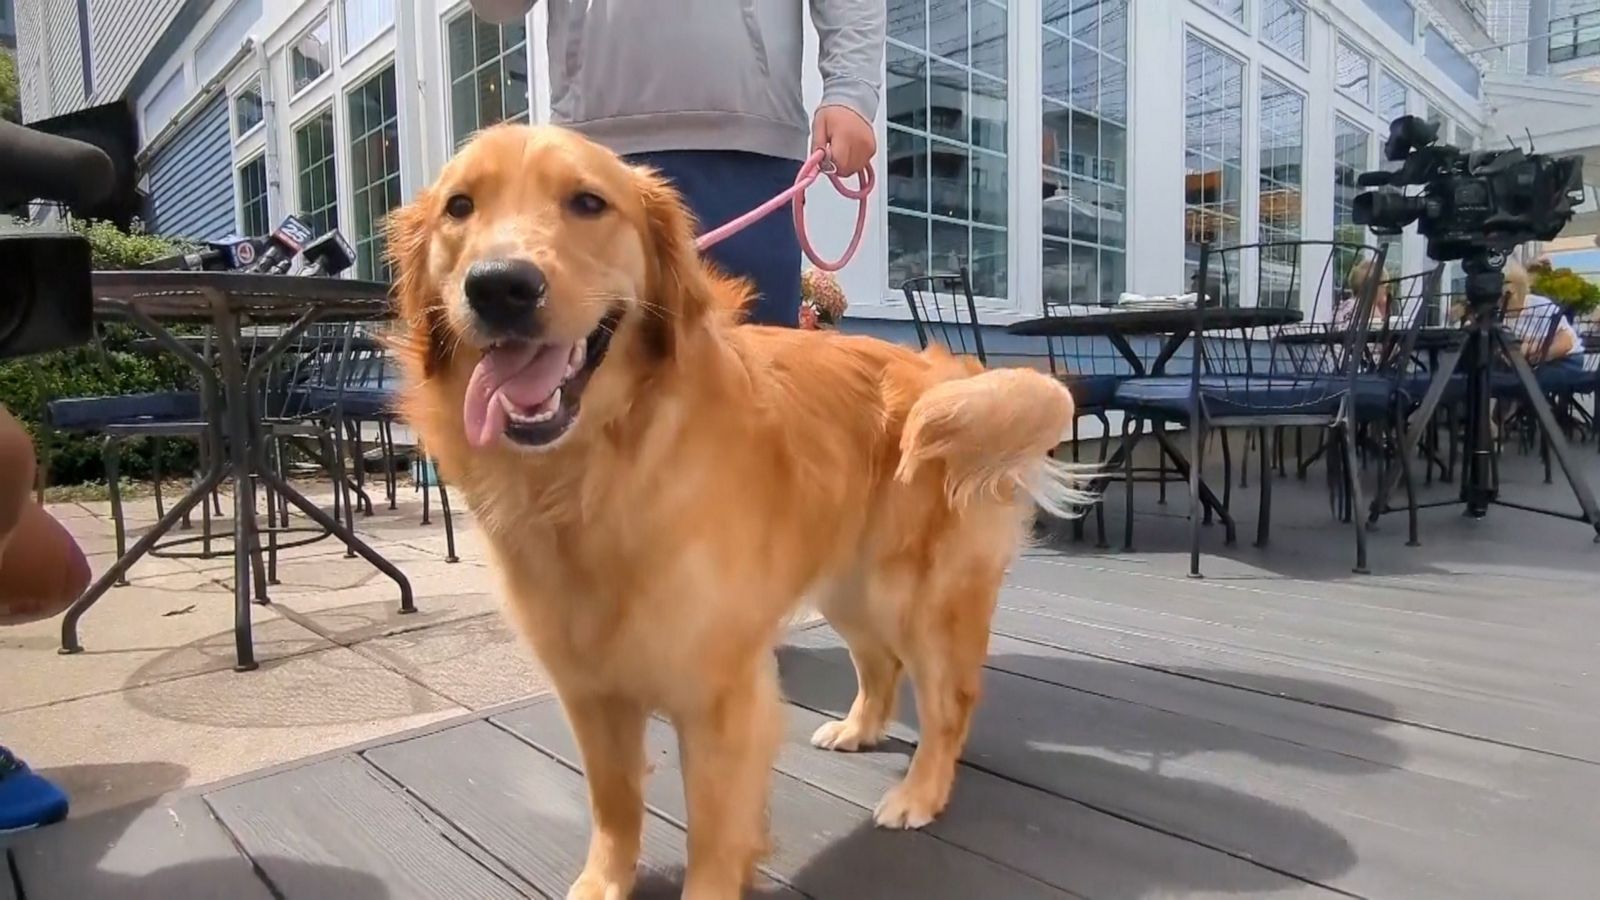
[1,481,551,819]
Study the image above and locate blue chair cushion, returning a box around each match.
[1115,376,1345,419]
[46,392,203,431]
[1351,372,1468,419]
[1059,373,1126,410]
[302,386,397,419]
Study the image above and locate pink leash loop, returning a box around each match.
[694,148,875,273]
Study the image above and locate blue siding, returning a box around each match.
[146,94,235,242]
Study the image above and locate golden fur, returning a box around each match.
[389,124,1086,899]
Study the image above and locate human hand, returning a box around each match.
[811,105,876,177]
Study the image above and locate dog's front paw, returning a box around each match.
[566,870,631,900]
[872,782,945,830]
[810,718,880,752]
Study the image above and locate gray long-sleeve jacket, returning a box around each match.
[531,0,885,161]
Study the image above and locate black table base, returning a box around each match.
[59,274,416,672]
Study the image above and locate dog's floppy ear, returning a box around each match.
[632,165,710,360]
[385,188,450,378]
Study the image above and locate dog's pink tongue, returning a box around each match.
[463,342,570,448]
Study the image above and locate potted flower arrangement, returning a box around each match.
[1528,259,1600,316]
[799,268,848,330]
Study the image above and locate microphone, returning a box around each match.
[140,236,267,272]
[468,0,535,24]
[247,215,314,274]
[0,119,117,210]
[298,231,356,277]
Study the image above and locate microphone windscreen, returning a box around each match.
[0,120,117,209]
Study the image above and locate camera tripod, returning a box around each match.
[1370,256,1600,540]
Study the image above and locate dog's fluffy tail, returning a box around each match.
[895,367,1096,519]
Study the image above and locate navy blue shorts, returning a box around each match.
[625,150,802,327]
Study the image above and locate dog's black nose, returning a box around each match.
[464,258,547,333]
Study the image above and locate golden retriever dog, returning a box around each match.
[389,123,1086,899]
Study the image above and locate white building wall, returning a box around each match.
[125,0,1488,324]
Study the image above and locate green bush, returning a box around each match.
[0,219,201,485]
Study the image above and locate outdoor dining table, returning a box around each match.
[1005,304,1304,545]
[1007,304,1303,375]
[59,271,415,671]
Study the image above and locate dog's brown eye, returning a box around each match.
[568,191,608,217]
[445,194,474,219]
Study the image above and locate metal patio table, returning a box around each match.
[59,271,415,671]
[1007,305,1304,542]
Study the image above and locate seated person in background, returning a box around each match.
[1501,259,1586,369]
[1333,258,1391,329]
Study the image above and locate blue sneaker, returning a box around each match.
[0,745,68,831]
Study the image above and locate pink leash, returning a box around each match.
[694,148,875,273]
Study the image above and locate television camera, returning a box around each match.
[1353,115,1584,309]
[1352,115,1599,534]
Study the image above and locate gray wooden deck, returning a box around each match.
[6,449,1600,899]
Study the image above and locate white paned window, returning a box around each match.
[1041,0,1129,307]
[234,79,264,137]
[237,154,269,238]
[1183,34,1244,296]
[1334,116,1372,280]
[1336,38,1372,105]
[342,0,394,55]
[885,0,1010,300]
[1258,77,1304,308]
[295,108,339,237]
[1196,0,1246,26]
[348,65,401,280]
[446,11,532,149]
[291,17,332,95]
[1263,0,1306,61]
[1377,68,1407,125]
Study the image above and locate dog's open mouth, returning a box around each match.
[462,315,618,449]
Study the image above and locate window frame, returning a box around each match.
[1255,74,1305,309]
[1335,37,1373,107]
[236,152,271,238]
[231,77,265,143]
[339,0,397,61]
[292,104,341,240]
[345,62,403,281]
[288,14,335,100]
[882,0,1018,310]
[1260,0,1308,67]
[1039,0,1131,310]
[1181,30,1248,298]
[443,7,534,150]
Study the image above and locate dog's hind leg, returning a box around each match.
[873,563,1001,830]
[563,694,648,900]
[811,583,903,752]
[677,653,783,900]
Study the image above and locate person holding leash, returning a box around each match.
[468,0,884,327]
